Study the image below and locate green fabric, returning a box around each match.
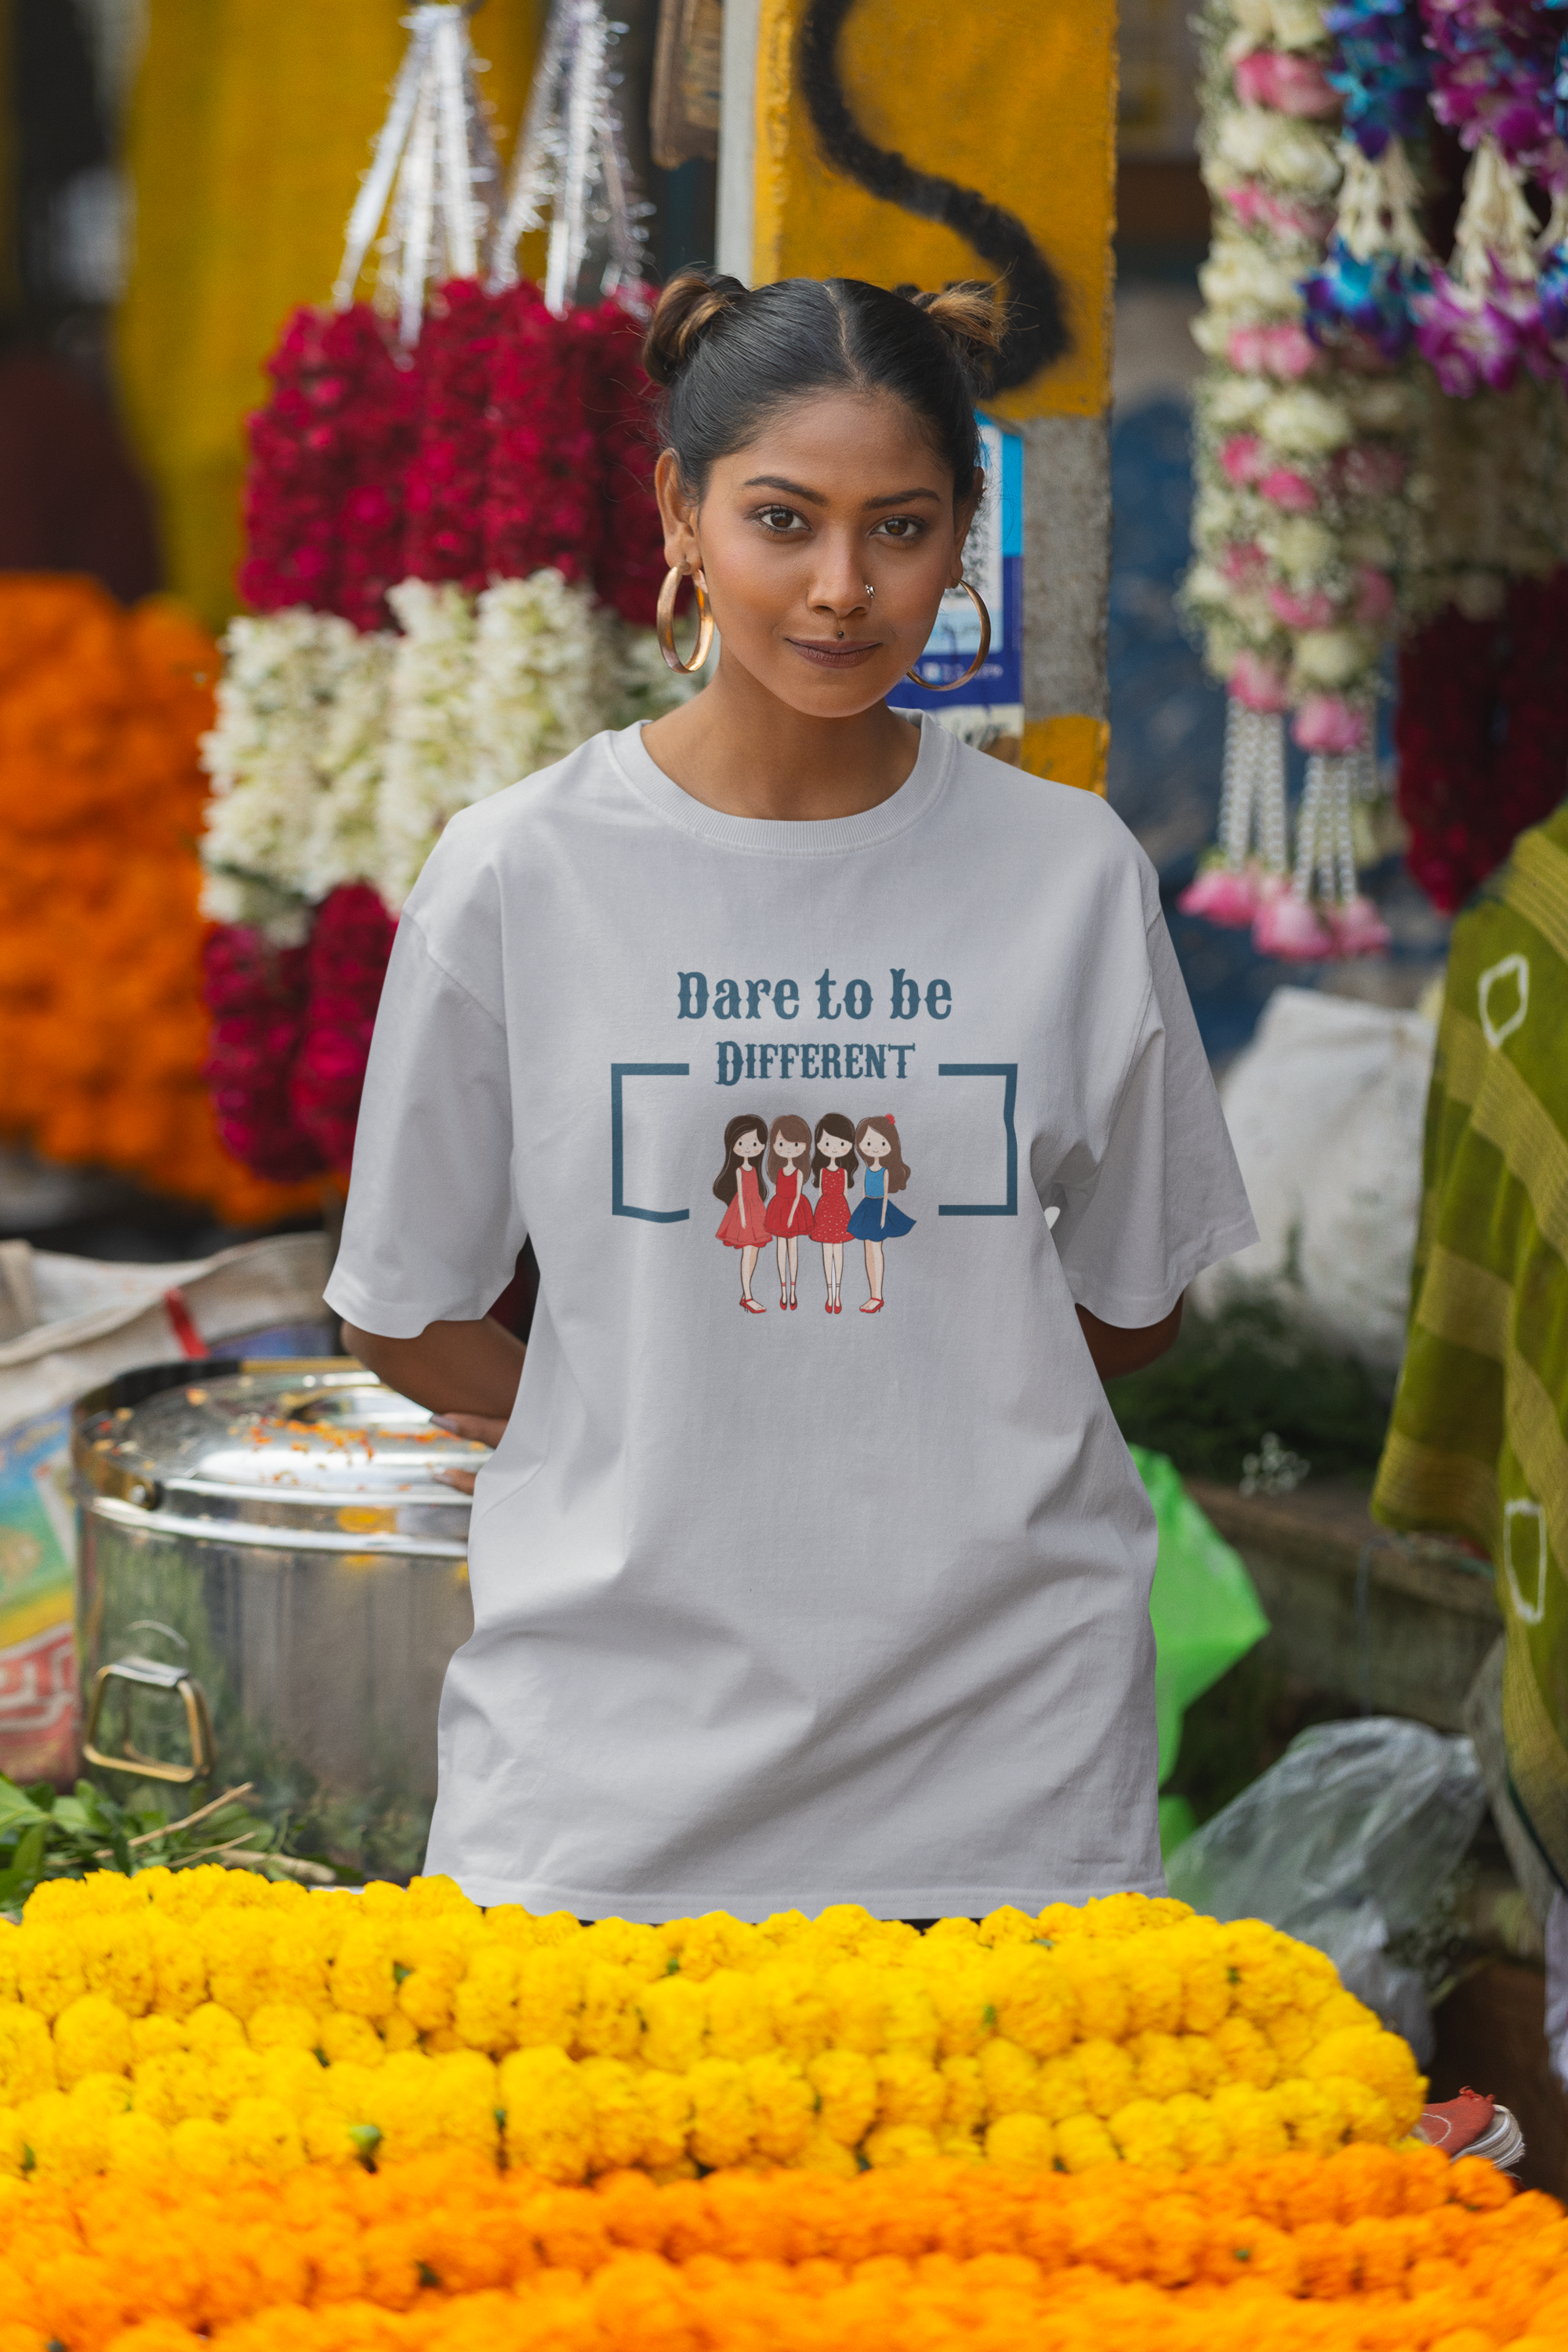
[1372,800,1568,1889]
[1134,1445,1270,1796]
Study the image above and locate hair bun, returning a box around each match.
[902,280,1004,376]
[642,270,749,387]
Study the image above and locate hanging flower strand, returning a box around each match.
[1182,0,1412,959]
[1414,0,1567,394]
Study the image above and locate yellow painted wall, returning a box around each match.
[115,0,546,630]
[752,0,1116,422]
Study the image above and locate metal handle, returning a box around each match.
[82,1655,216,1785]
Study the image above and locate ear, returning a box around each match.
[949,464,984,586]
[655,450,702,572]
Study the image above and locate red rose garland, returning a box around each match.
[335,336,421,635]
[216,284,673,1185]
[239,305,416,630]
[200,927,324,1183]
[287,882,397,1176]
[582,290,667,629]
[485,281,602,583]
[403,278,504,590]
[1397,568,1568,912]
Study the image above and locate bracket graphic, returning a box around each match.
[936,1062,1018,1215]
[611,1063,690,1221]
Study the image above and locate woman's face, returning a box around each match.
[858,1127,890,1163]
[817,1130,852,1163]
[735,1128,766,1163]
[775,1134,806,1165]
[655,389,978,720]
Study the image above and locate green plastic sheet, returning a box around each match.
[1132,1445,1271,1854]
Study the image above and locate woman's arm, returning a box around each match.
[342,1316,524,1495]
[1076,1294,1183,1382]
[341,1316,523,1428]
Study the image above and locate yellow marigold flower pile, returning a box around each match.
[0,1871,1428,2188]
[0,2143,1563,2352]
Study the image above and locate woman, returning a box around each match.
[810,1112,858,1316]
[848,1113,914,1312]
[329,270,1254,1921]
[713,1112,771,1312]
[764,1113,815,1309]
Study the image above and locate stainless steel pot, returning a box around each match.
[72,1363,483,1847]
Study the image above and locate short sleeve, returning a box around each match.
[323,909,526,1339]
[1047,906,1257,1326]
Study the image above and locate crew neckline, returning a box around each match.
[610,711,956,857]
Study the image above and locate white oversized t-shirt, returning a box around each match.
[325,716,1256,1919]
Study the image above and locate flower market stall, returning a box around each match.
[1179,0,1568,956]
[2,1870,1564,2348]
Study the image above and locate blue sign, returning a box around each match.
[887,412,1022,736]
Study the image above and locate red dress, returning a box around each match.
[813,1166,851,1242]
[716,1165,768,1248]
[764,1167,815,1240]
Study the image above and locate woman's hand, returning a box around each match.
[431,1412,509,1495]
[340,1316,524,1494]
[1076,1294,1184,1382]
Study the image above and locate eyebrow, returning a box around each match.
[742,475,942,509]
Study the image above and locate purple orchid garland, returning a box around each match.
[1301,3,1432,361]
[1414,0,1568,391]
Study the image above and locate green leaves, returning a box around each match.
[0,1772,285,1915]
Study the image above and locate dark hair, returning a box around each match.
[767,1113,813,1181]
[713,1113,771,1206]
[642,272,1000,501]
[811,1111,858,1189]
[855,1114,910,1195]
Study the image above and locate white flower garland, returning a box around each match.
[376,580,481,915]
[200,611,381,944]
[202,575,690,927]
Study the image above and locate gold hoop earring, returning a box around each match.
[906,579,991,692]
[657,564,716,675]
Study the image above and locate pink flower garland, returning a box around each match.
[288,884,397,1177]
[200,927,325,1184]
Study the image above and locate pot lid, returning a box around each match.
[74,1365,480,1557]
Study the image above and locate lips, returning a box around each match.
[786,638,881,668]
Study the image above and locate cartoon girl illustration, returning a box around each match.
[764,1114,815,1311]
[713,1112,771,1312]
[811,1112,858,1316]
[848,1114,915,1312]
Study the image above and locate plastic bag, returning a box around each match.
[1137,1446,1270,1784]
[1166,1716,1486,2061]
[1191,986,1434,1374]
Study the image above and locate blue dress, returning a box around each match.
[848,1167,914,1240]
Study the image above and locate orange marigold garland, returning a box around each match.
[0,2145,1560,2352]
[0,577,318,1225]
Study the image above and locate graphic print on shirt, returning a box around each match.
[713,1112,771,1312]
[764,1115,815,1311]
[811,1112,858,1316]
[848,1114,916,1313]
